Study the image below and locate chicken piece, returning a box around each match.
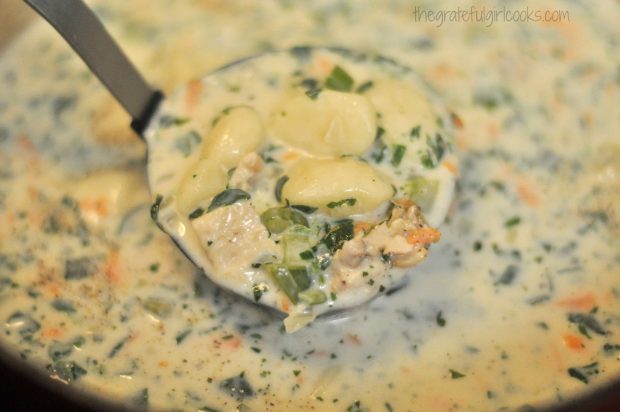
[190,201,280,289]
[228,152,264,192]
[331,200,440,290]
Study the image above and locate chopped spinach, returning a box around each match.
[219,373,255,401]
[174,130,202,157]
[274,175,289,202]
[321,219,354,252]
[327,198,357,209]
[64,257,97,280]
[6,311,40,338]
[567,362,599,384]
[189,207,205,220]
[51,299,76,313]
[568,312,607,336]
[290,204,317,214]
[46,361,87,383]
[493,264,520,286]
[391,144,407,166]
[207,189,251,212]
[356,80,374,93]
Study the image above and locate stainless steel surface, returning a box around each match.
[23,0,160,129]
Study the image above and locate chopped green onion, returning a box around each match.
[260,207,309,234]
[325,65,354,92]
[298,289,327,305]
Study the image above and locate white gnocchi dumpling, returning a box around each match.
[177,106,265,213]
[177,159,228,214]
[271,90,376,157]
[200,106,265,168]
[365,79,437,145]
[282,158,393,217]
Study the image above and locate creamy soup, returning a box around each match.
[146,48,456,330]
[0,0,619,411]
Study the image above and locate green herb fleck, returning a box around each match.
[356,80,374,93]
[505,216,521,227]
[410,125,421,139]
[449,369,466,379]
[436,311,446,327]
[327,198,357,209]
[176,329,192,345]
[391,144,407,166]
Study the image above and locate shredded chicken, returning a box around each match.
[331,200,440,290]
[228,152,264,191]
[191,201,280,286]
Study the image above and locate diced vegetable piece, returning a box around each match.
[298,289,327,305]
[282,158,393,217]
[325,66,354,92]
[282,227,313,264]
[264,264,300,304]
[260,207,308,234]
[288,266,311,291]
[403,177,438,212]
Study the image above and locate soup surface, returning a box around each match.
[0,0,619,411]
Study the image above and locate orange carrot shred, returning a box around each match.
[406,227,441,245]
[563,333,584,351]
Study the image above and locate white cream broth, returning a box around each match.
[146,48,456,326]
[0,0,619,411]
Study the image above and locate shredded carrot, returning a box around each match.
[184,79,203,112]
[562,333,585,351]
[406,227,441,245]
[516,180,540,208]
[158,360,169,367]
[42,327,63,339]
[222,335,242,349]
[557,292,597,311]
[104,250,122,283]
[392,198,414,209]
[45,283,61,298]
[281,149,300,162]
[346,334,361,346]
[354,221,372,235]
[450,112,464,129]
[280,297,290,313]
[443,159,459,175]
[79,197,109,217]
[487,121,501,139]
[316,56,334,76]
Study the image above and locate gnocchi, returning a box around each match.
[176,106,265,213]
[282,158,393,217]
[270,90,376,157]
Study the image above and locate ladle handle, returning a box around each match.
[24,0,163,135]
